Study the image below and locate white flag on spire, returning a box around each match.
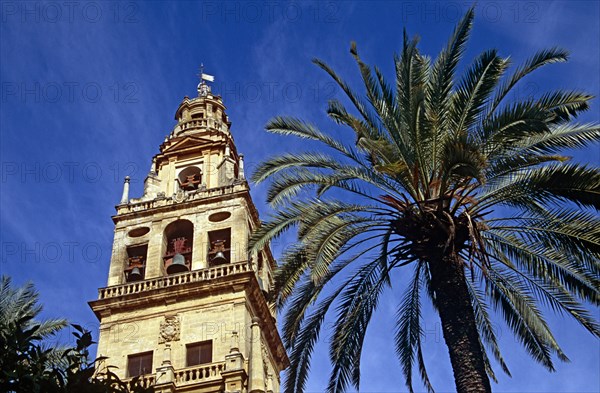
[201,73,214,82]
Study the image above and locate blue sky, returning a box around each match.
[1,1,599,391]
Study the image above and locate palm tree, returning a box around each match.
[0,274,67,349]
[0,275,68,389]
[249,7,600,393]
[0,276,153,393]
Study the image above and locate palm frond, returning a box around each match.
[486,47,569,117]
[395,262,434,393]
[450,49,508,133]
[250,152,344,184]
[327,260,393,392]
[477,164,600,212]
[313,58,381,134]
[465,279,511,377]
[484,264,567,370]
[426,6,475,169]
[512,123,600,155]
[483,241,600,336]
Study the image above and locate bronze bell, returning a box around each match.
[128,267,143,281]
[167,253,189,274]
[211,251,227,265]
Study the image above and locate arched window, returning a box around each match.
[163,219,193,274]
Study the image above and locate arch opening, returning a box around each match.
[178,166,202,191]
[163,219,194,274]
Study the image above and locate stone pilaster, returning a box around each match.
[249,317,265,393]
[145,220,165,278]
[192,213,208,270]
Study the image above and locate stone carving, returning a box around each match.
[173,189,187,203]
[159,315,180,343]
[261,342,270,377]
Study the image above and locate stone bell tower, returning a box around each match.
[89,73,288,393]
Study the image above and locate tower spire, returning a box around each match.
[197,63,214,97]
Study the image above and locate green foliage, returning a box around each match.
[249,6,600,393]
[0,275,153,393]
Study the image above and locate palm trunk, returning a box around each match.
[428,253,491,393]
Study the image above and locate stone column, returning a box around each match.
[249,317,265,393]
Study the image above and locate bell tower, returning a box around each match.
[89,73,288,393]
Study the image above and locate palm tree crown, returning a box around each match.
[249,8,599,393]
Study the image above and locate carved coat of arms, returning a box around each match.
[159,315,180,343]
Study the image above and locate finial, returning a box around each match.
[230,331,240,353]
[150,157,156,174]
[120,176,130,205]
[238,154,245,180]
[197,63,214,97]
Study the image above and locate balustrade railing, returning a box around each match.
[123,374,155,389]
[175,118,227,133]
[98,262,250,299]
[175,362,226,386]
[121,361,226,388]
[118,183,247,214]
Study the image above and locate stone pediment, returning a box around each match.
[161,135,215,154]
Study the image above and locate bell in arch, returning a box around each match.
[211,251,227,265]
[167,253,189,274]
[128,267,143,282]
[209,238,228,265]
